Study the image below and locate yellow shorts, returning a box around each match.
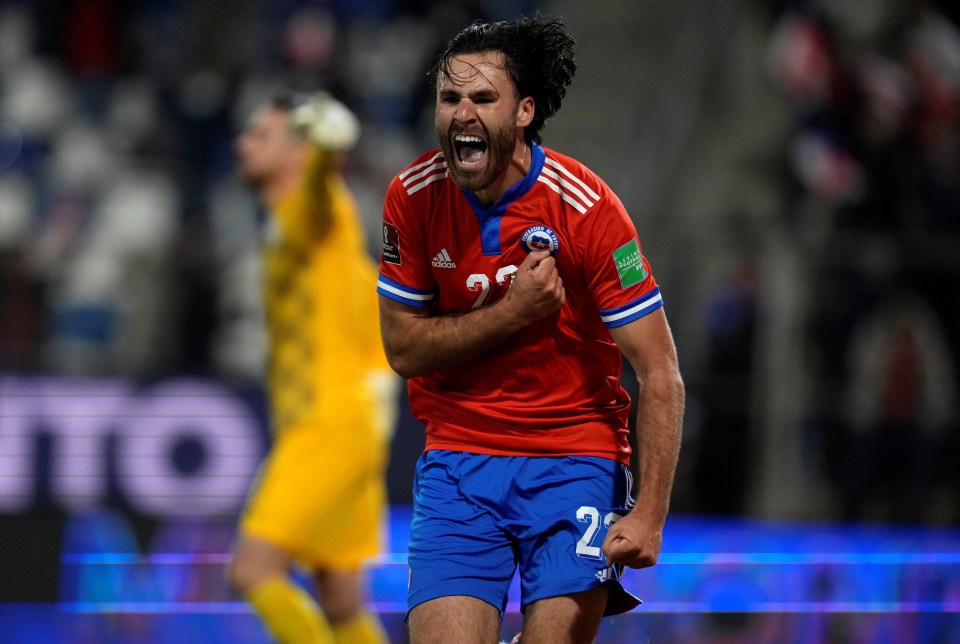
[240,411,389,572]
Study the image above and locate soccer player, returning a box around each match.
[377,16,685,643]
[230,91,397,644]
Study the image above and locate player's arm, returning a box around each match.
[301,148,359,244]
[301,148,337,240]
[602,308,685,569]
[379,250,564,378]
[293,92,360,240]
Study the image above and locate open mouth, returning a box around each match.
[453,134,487,169]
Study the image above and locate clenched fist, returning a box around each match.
[500,250,565,325]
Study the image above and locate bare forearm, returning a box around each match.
[632,370,685,526]
[380,297,528,378]
[602,311,684,568]
[379,250,564,378]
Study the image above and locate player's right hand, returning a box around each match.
[502,250,565,324]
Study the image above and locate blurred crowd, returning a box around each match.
[775,1,960,525]
[1,0,959,524]
[700,0,960,524]
[0,0,532,381]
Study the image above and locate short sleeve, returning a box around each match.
[377,175,436,308]
[579,192,663,328]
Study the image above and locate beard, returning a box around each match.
[437,117,516,193]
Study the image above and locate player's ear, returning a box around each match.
[516,96,534,128]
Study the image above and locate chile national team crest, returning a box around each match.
[520,225,560,256]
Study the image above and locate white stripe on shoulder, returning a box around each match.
[406,170,448,195]
[402,161,448,189]
[544,157,601,201]
[537,175,588,214]
[399,151,445,180]
[540,166,596,208]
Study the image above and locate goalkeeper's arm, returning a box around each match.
[290,93,361,241]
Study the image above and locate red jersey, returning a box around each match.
[378,144,663,464]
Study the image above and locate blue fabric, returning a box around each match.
[407,450,641,617]
[461,142,546,256]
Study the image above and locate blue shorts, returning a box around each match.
[407,450,642,617]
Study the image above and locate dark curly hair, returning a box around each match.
[429,15,577,144]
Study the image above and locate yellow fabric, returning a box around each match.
[262,147,389,431]
[247,575,334,644]
[241,413,387,570]
[331,611,388,644]
[241,147,397,569]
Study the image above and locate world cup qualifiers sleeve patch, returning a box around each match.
[382,221,401,265]
[612,238,648,288]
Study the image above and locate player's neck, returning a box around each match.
[510,138,530,176]
[261,170,302,208]
[473,138,530,208]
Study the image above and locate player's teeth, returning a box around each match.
[455,135,482,143]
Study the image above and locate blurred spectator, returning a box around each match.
[841,285,955,523]
[766,1,960,524]
[904,5,960,232]
[692,261,759,515]
[43,166,179,376]
[768,6,915,232]
[0,170,41,370]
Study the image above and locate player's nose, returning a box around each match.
[454,99,477,122]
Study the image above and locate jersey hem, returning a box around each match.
[422,442,631,466]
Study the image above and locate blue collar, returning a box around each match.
[462,142,546,256]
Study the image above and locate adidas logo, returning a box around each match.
[431,248,457,268]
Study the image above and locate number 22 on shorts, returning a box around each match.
[575,506,623,560]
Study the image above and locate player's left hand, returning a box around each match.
[601,511,663,569]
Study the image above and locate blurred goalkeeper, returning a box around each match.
[230,90,398,644]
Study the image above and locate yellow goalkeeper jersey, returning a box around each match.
[262,148,388,433]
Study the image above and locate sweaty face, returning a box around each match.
[235,107,298,189]
[434,52,521,193]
